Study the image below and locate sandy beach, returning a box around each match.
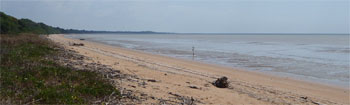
[49,34,349,105]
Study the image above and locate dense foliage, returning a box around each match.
[0,12,61,34]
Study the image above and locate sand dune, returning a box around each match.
[49,34,349,105]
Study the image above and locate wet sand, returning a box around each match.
[49,34,349,105]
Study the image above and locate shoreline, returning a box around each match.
[49,34,349,104]
[67,34,349,89]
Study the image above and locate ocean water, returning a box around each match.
[65,34,350,87]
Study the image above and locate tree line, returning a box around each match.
[0,12,170,35]
[0,12,61,34]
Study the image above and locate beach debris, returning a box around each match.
[300,96,320,105]
[168,92,181,97]
[300,96,308,100]
[204,84,210,87]
[128,85,136,88]
[151,96,156,99]
[188,86,200,89]
[212,76,229,88]
[147,79,157,82]
[168,92,197,105]
[71,43,84,46]
[311,101,320,105]
[140,93,147,96]
[138,81,147,88]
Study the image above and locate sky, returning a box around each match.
[0,0,349,33]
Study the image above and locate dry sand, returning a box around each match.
[49,34,349,105]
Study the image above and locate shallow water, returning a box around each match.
[65,34,350,87]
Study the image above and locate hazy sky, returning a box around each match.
[1,0,349,33]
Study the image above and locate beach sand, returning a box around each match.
[49,34,349,105]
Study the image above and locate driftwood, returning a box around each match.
[212,76,229,88]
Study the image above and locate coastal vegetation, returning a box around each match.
[0,11,166,35]
[0,12,61,34]
[0,12,119,104]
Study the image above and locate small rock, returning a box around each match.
[212,76,229,88]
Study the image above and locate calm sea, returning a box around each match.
[65,34,350,87]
